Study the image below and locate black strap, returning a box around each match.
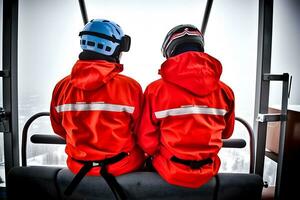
[171,156,213,169]
[79,31,121,43]
[64,152,128,200]
[98,152,128,199]
[100,164,127,200]
[99,152,128,166]
[64,162,93,196]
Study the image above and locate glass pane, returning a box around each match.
[272,0,300,105]
[86,0,207,89]
[87,0,259,173]
[206,0,258,173]
[18,0,82,166]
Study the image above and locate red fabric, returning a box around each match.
[50,60,145,176]
[138,51,235,188]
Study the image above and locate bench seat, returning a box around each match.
[7,166,263,200]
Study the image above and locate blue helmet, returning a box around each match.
[79,19,131,57]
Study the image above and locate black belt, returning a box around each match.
[171,156,213,169]
[64,152,128,200]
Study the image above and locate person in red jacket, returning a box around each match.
[50,19,144,198]
[138,24,235,188]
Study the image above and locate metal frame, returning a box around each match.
[2,0,19,180]
[253,0,274,177]
[235,117,255,174]
[275,73,289,199]
[21,112,50,166]
[253,0,291,199]
[78,0,88,25]
[201,0,213,35]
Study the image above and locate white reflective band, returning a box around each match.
[55,102,134,114]
[155,106,227,119]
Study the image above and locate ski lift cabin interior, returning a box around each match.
[1,0,300,199]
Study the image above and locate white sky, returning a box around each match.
[17,0,258,124]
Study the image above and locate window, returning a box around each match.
[18,0,81,166]
[18,0,265,181]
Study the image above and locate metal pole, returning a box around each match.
[78,0,88,25]
[201,0,213,35]
[275,73,289,199]
[253,0,274,177]
[2,0,20,178]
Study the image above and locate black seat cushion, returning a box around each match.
[6,167,263,200]
[6,166,62,200]
[216,173,263,200]
[57,169,217,200]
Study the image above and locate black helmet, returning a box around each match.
[161,24,204,58]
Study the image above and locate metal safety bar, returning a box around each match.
[235,117,255,174]
[21,112,50,166]
[31,135,247,149]
[21,112,255,174]
[31,134,65,144]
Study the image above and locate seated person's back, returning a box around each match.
[137,24,235,188]
[50,19,144,178]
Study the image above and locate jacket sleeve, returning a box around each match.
[50,84,67,139]
[222,87,235,139]
[137,87,160,156]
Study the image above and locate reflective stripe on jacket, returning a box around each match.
[50,60,144,176]
[138,52,235,188]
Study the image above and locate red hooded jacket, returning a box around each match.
[50,60,145,176]
[138,52,235,188]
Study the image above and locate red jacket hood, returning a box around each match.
[160,51,222,96]
[71,60,123,90]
